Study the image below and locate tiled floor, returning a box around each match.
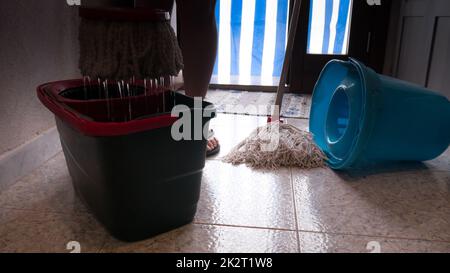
[1,114,450,253]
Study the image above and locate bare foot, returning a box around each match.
[206,137,220,156]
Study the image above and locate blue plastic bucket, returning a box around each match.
[310,58,450,170]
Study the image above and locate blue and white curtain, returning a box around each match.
[212,0,353,85]
[213,0,290,85]
[307,0,353,55]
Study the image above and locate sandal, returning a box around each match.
[206,129,220,157]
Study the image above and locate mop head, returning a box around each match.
[79,18,183,79]
[223,121,327,169]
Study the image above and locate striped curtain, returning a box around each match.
[212,0,290,86]
[307,0,353,55]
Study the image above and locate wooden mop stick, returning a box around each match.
[272,0,302,121]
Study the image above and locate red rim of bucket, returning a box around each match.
[37,79,178,137]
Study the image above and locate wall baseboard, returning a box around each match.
[0,127,62,191]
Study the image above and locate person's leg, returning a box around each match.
[176,0,217,98]
[177,0,219,156]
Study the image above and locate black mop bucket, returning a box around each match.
[37,79,215,241]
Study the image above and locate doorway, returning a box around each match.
[210,0,392,93]
[210,0,290,90]
[289,0,392,93]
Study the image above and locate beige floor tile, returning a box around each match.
[284,118,309,131]
[335,159,450,179]
[0,153,87,214]
[298,231,450,253]
[293,167,450,241]
[101,224,298,253]
[0,208,106,253]
[4,112,446,253]
[196,160,296,230]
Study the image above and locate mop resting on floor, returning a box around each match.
[222,0,326,169]
[223,121,326,169]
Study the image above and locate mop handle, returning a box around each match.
[272,0,302,120]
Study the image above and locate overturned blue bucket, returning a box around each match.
[310,58,450,170]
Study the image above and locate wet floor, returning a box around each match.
[1,114,450,253]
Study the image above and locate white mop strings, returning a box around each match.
[79,18,183,79]
[223,121,327,169]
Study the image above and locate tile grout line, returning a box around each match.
[4,205,450,246]
[97,238,109,253]
[0,205,89,215]
[192,221,297,232]
[295,228,450,245]
[6,203,449,246]
[290,167,301,253]
[2,206,299,232]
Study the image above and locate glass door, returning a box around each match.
[210,0,290,90]
[209,0,392,92]
[307,0,353,56]
[290,0,392,93]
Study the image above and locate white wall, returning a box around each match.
[0,0,80,155]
